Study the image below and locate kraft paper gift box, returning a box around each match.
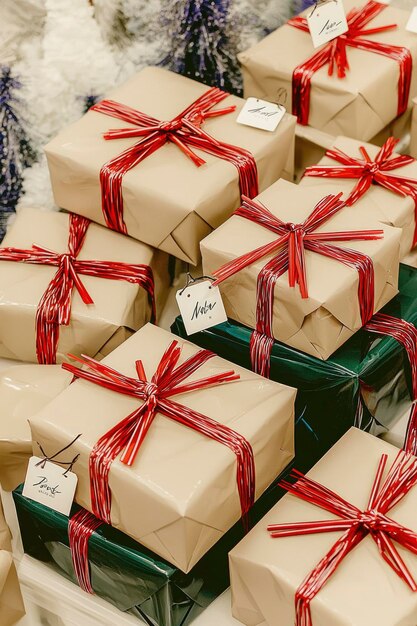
[238,0,417,142]
[0,208,169,363]
[300,135,417,258]
[0,365,71,491]
[229,428,417,626]
[28,323,296,573]
[410,97,417,159]
[173,263,417,473]
[44,66,297,266]
[201,178,401,360]
[0,502,25,626]
[12,463,292,626]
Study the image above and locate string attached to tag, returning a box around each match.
[309,0,337,18]
[35,433,82,477]
[178,272,215,296]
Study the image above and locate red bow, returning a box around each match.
[268,450,417,626]
[91,88,259,234]
[0,213,155,364]
[304,137,417,245]
[289,0,412,125]
[62,341,255,526]
[212,193,383,377]
[365,312,417,455]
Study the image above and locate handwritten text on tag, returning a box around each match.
[176,280,227,335]
[23,456,78,516]
[406,7,417,34]
[237,98,286,132]
[307,0,348,48]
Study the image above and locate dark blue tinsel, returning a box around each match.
[160,0,243,95]
[0,67,36,241]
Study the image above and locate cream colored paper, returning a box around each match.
[0,208,169,363]
[0,503,25,626]
[45,66,297,265]
[230,428,417,626]
[410,98,417,159]
[238,0,417,141]
[0,365,72,491]
[201,179,401,360]
[29,323,296,573]
[300,135,417,258]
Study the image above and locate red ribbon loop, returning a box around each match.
[304,137,417,245]
[91,88,259,234]
[0,213,156,364]
[212,193,383,378]
[365,312,417,455]
[268,450,417,626]
[289,0,412,125]
[62,341,255,527]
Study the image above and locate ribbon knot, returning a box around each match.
[91,89,259,235]
[289,0,412,125]
[63,342,255,527]
[268,451,417,626]
[158,119,184,133]
[142,381,159,401]
[357,508,381,531]
[363,161,379,176]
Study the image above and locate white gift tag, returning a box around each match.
[406,7,417,34]
[23,456,78,516]
[176,279,227,335]
[237,98,286,132]
[307,0,348,48]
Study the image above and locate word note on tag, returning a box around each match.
[23,456,78,516]
[176,279,227,335]
[307,0,348,48]
[237,98,286,132]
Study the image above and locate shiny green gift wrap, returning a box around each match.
[172,264,417,472]
[13,463,291,626]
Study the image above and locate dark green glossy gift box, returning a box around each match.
[172,264,417,472]
[13,462,291,626]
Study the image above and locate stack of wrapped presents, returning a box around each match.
[4,1,417,624]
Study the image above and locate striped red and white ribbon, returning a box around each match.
[212,193,382,378]
[268,450,417,626]
[0,213,155,364]
[91,88,259,234]
[304,137,417,245]
[288,1,412,126]
[62,340,255,527]
[365,312,417,455]
[68,509,103,594]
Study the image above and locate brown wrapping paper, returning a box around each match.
[294,124,335,181]
[0,365,72,491]
[29,323,296,573]
[44,66,297,265]
[299,135,417,258]
[410,97,417,159]
[230,428,417,626]
[0,208,170,363]
[0,503,25,626]
[238,0,417,141]
[201,179,401,360]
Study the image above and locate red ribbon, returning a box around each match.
[289,0,412,125]
[62,341,255,527]
[212,193,383,377]
[68,509,103,594]
[91,89,259,234]
[304,137,417,245]
[0,213,155,364]
[365,312,417,455]
[268,450,417,626]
